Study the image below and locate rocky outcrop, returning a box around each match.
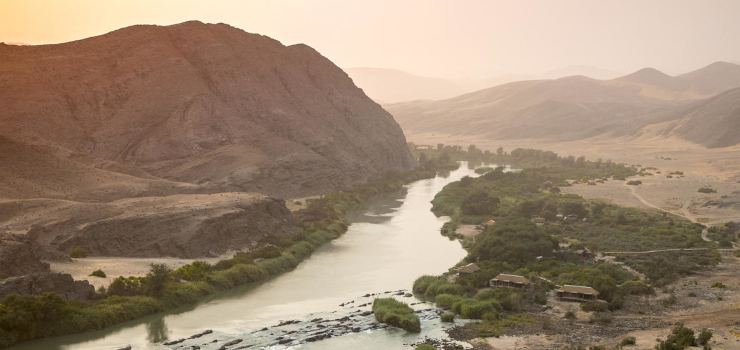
[25,195,298,258]
[0,235,94,300]
[0,273,95,301]
[0,21,416,199]
[0,236,50,279]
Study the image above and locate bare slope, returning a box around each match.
[387,62,740,147]
[345,67,464,103]
[0,21,416,199]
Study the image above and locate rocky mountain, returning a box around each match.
[0,21,416,200]
[0,19,417,291]
[386,62,740,147]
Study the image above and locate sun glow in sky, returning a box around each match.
[2,0,739,78]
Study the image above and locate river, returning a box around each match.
[12,162,500,350]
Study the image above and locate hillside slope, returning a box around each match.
[0,21,416,199]
[386,63,740,147]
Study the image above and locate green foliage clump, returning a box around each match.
[711,282,726,288]
[173,261,211,281]
[440,312,455,322]
[581,301,609,313]
[415,344,437,350]
[372,298,420,332]
[89,269,106,278]
[661,294,677,308]
[698,187,717,194]
[620,336,637,346]
[461,191,500,216]
[459,299,500,319]
[68,246,88,258]
[698,329,712,346]
[655,323,697,350]
[588,312,613,324]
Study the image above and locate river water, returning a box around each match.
[13,162,497,350]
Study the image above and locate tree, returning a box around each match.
[461,192,500,216]
[418,152,428,165]
[560,202,589,218]
[144,263,172,298]
[437,143,444,151]
[496,146,504,156]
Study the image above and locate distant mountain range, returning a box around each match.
[345,65,625,103]
[385,62,740,148]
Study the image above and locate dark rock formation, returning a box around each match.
[0,273,95,301]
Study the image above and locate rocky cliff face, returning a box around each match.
[0,21,416,199]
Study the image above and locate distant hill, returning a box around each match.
[346,65,625,103]
[386,62,740,147]
[344,68,464,103]
[656,87,740,148]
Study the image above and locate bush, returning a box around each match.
[710,282,725,288]
[698,187,717,194]
[581,301,609,313]
[435,294,462,308]
[620,336,637,346]
[415,345,437,350]
[588,312,613,324]
[564,310,576,319]
[661,294,677,308]
[89,269,106,278]
[460,299,499,319]
[620,280,654,295]
[698,329,712,346]
[440,312,455,322]
[68,246,88,258]
[655,323,696,349]
[626,180,642,186]
[372,298,420,332]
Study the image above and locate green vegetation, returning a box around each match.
[0,163,450,348]
[711,282,726,288]
[68,246,88,258]
[372,298,420,332]
[409,145,719,339]
[626,180,642,185]
[620,336,637,346]
[698,187,717,193]
[440,312,455,322]
[655,323,700,350]
[89,269,106,278]
[414,344,437,350]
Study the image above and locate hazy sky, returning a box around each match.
[2,0,739,79]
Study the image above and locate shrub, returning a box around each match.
[413,275,438,294]
[581,301,609,313]
[460,299,498,319]
[415,345,437,350]
[698,187,717,194]
[661,294,677,308]
[620,336,637,346]
[588,312,613,324]
[89,269,106,278]
[440,312,455,322]
[698,329,712,346]
[655,323,696,349]
[564,310,576,319]
[372,298,420,332]
[620,280,654,295]
[435,294,462,308]
[710,282,725,288]
[68,246,88,258]
[687,292,697,297]
[173,261,211,281]
[626,180,642,186]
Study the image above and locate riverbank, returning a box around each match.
[0,163,451,349]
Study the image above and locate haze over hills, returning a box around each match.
[386,62,740,148]
[346,65,625,103]
[0,21,416,265]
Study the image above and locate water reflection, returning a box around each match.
[146,318,168,343]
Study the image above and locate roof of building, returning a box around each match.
[492,274,532,285]
[457,263,481,274]
[557,285,599,295]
